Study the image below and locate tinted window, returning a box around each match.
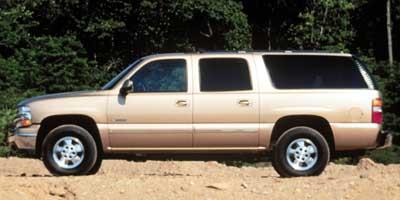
[200,58,252,91]
[102,58,143,90]
[131,59,187,92]
[263,55,368,89]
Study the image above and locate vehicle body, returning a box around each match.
[8,51,392,177]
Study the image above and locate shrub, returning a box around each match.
[367,145,400,164]
[0,109,15,157]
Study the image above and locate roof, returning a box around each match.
[142,50,353,58]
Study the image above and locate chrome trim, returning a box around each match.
[286,138,318,171]
[195,129,258,133]
[14,132,36,137]
[52,136,85,169]
[108,146,266,152]
[194,123,259,133]
[8,125,39,150]
[18,106,31,113]
[108,124,192,134]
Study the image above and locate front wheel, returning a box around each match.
[42,125,100,176]
[272,126,330,177]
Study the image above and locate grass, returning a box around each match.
[0,146,11,157]
[367,145,400,164]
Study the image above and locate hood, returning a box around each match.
[17,90,108,107]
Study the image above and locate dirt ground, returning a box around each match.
[0,157,399,200]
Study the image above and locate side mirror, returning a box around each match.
[120,80,133,96]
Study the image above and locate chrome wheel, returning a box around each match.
[52,136,85,169]
[286,138,318,171]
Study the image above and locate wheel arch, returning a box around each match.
[36,114,103,157]
[270,115,335,153]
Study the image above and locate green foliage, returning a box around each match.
[0,5,37,49]
[135,0,251,52]
[10,0,251,66]
[0,109,15,143]
[176,0,251,50]
[0,5,103,108]
[289,0,355,51]
[0,109,15,157]
[367,145,400,164]
[15,36,100,93]
[333,157,359,165]
[0,146,11,157]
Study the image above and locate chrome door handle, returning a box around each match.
[238,99,250,106]
[176,100,188,107]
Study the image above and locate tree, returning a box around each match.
[387,0,393,65]
[0,5,101,108]
[135,0,251,52]
[10,0,251,67]
[241,0,303,50]
[288,0,355,51]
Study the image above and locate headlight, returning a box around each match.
[16,106,32,128]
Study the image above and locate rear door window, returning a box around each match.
[199,58,252,92]
[262,55,368,89]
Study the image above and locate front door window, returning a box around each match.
[130,59,187,93]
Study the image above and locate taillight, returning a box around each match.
[372,98,383,124]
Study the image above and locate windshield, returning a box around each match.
[101,58,143,90]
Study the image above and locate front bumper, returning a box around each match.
[7,125,39,152]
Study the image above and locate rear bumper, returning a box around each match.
[331,123,388,150]
[7,125,39,153]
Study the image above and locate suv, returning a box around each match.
[8,51,392,177]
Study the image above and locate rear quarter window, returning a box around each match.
[262,55,369,89]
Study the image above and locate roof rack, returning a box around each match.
[185,49,247,54]
[181,49,348,54]
[250,49,345,53]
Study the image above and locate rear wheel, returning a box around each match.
[42,125,100,176]
[272,126,330,177]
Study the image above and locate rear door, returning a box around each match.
[192,55,260,147]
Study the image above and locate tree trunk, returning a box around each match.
[318,5,329,49]
[387,0,393,65]
[267,19,272,51]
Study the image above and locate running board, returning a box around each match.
[107,146,267,153]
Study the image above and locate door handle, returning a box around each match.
[176,100,188,107]
[238,99,250,106]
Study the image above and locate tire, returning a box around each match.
[42,125,100,176]
[87,154,103,175]
[272,126,330,177]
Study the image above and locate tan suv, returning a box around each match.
[8,51,392,177]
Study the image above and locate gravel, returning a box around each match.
[0,157,399,200]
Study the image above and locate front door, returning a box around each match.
[192,56,260,147]
[107,58,193,149]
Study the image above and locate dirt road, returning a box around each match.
[0,157,399,200]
